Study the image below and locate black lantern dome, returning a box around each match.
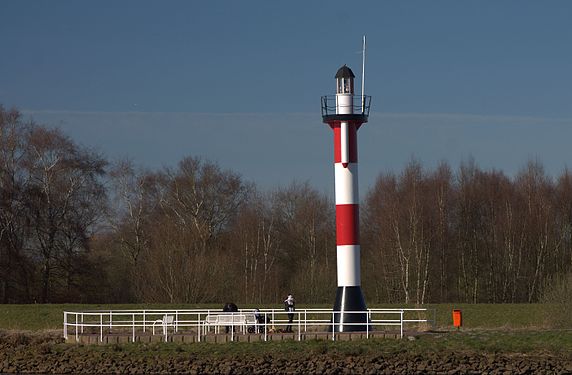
[335,64,355,79]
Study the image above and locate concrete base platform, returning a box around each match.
[65,331,402,345]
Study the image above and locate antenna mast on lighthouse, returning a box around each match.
[361,35,366,114]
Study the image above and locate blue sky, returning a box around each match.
[1,1,572,195]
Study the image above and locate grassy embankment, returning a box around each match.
[0,303,570,356]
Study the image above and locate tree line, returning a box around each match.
[1,106,571,305]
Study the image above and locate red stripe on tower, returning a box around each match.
[335,204,359,245]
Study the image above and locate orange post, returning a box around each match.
[452,309,462,329]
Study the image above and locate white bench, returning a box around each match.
[204,315,219,326]
[152,314,175,335]
[244,313,257,326]
[203,313,258,334]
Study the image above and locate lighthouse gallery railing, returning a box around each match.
[321,95,371,117]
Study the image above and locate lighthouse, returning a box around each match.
[321,64,371,332]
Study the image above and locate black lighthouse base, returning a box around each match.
[331,286,368,332]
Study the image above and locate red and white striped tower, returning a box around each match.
[321,64,370,332]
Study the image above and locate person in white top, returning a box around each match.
[283,294,295,332]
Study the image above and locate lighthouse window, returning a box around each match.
[337,78,351,94]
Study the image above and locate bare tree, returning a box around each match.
[132,156,250,303]
[23,126,106,302]
[363,160,434,304]
[427,162,454,303]
[232,190,283,303]
[555,168,572,273]
[159,157,249,251]
[107,160,159,300]
[515,160,561,302]
[273,182,334,302]
[362,172,401,303]
[0,106,33,302]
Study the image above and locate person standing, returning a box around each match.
[222,302,238,334]
[254,308,265,333]
[283,294,295,332]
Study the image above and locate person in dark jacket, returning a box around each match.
[222,302,238,334]
[283,294,295,332]
[254,308,264,333]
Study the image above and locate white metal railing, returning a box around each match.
[63,308,435,343]
[321,95,372,117]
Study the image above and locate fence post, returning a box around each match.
[63,312,67,340]
[366,310,369,339]
[75,314,78,342]
[264,313,267,342]
[331,312,335,341]
[400,311,404,339]
[133,313,136,343]
[298,312,301,341]
[164,314,168,342]
[231,318,234,342]
[100,314,103,343]
[176,310,179,333]
[143,310,146,333]
[81,313,84,334]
